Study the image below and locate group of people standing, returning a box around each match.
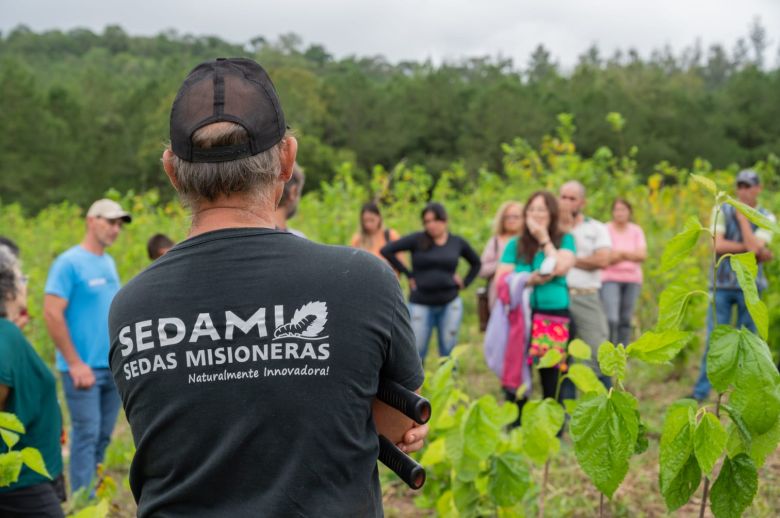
[0,51,775,517]
[351,170,777,412]
[347,182,648,396]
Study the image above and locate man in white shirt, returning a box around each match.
[559,181,612,388]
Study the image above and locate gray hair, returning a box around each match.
[0,245,20,318]
[561,180,586,199]
[169,122,286,208]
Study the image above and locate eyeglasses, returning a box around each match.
[503,214,522,220]
[423,218,439,224]
[560,195,578,201]
[20,274,29,286]
[736,183,753,190]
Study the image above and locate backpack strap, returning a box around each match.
[384,228,391,243]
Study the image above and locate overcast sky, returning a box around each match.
[2,0,779,68]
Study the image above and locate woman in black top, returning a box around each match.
[381,203,481,360]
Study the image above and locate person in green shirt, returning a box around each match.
[0,243,64,517]
[497,191,576,403]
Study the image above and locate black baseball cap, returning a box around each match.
[170,58,286,163]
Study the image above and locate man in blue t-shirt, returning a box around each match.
[43,198,131,493]
[692,170,776,401]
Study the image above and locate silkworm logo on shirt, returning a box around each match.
[273,301,329,340]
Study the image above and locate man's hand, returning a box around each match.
[408,278,417,291]
[398,422,429,453]
[69,361,95,389]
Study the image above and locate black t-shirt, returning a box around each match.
[381,232,481,305]
[108,228,424,518]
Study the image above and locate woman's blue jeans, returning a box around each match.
[408,297,463,359]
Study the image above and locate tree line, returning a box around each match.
[1,21,779,212]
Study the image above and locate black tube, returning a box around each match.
[378,435,426,490]
[376,379,431,425]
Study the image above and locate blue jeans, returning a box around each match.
[409,297,463,359]
[693,289,757,400]
[61,369,121,493]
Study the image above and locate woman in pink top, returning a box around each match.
[600,198,647,346]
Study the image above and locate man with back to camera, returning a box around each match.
[108,58,427,517]
[692,169,776,400]
[43,198,131,494]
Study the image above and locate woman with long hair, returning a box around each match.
[496,191,576,403]
[350,202,402,268]
[381,202,481,360]
[479,201,523,308]
[601,198,647,346]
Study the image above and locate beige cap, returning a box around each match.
[86,199,132,223]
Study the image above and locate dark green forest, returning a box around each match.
[1,23,779,212]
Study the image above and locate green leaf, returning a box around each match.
[435,491,455,517]
[420,438,446,466]
[710,454,758,518]
[20,447,51,479]
[0,451,24,488]
[566,364,607,395]
[69,499,110,518]
[520,398,565,465]
[690,173,717,194]
[659,400,700,511]
[728,383,780,435]
[567,338,592,360]
[660,217,704,272]
[729,252,769,340]
[452,477,481,518]
[707,326,779,395]
[445,424,480,483]
[721,404,752,451]
[0,412,25,434]
[0,429,20,450]
[563,399,578,416]
[693,412,727,474]
[426,358,457,429]
[724,196,780,233]
[488,452,530,507]
[662,454,701,512]
[570,391,639,498]
[635,419,649,455]
[745,415,780,468]
[597,342,627,380]
[626,330,692,364]
[458,396,517,481]
[657,281,702,331]
[537,348,562,369]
